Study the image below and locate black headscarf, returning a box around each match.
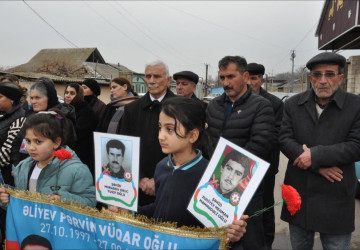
[37,78,59,109]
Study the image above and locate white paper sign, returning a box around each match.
[94,132,140,212]
[187,137,270,227]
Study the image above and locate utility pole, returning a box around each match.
[205,63,209,96]
[290,50,296,93]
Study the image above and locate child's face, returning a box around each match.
[158,111,193,156]
[25,129,61,168]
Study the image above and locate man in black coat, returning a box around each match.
[206,56,275,249]
[119,60,175,206]
[173,70,207,109]
[247,63,284,250]
[280,52,360,249]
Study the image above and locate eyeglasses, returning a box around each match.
[310,71,339,79]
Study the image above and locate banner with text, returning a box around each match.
[6,191,227,250]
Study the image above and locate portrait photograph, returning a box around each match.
[94,132,140,211]
[209,146,255,200]
[187,137,270,228]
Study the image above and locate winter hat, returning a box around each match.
[83,79,101,96]
[306,52,346,70]
[0,82,23,104]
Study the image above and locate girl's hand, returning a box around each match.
[108,205,120,213]
[139,177,155,196]
[108,205,131,214]
[0,187,10,204]
[47,195,61,202]
[226,215,248,242]
[144,178,155,196]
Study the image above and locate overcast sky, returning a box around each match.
[1,1,359,79]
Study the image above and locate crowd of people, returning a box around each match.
[0,51,358,249]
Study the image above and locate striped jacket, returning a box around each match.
[0,104,26,185]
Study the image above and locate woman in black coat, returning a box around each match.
[81,79,106,122]
[97,77,139,133]
[0,82,26,241]
[64,83,97,177]
[0,83,26,185]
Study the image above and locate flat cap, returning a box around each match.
[306,52,346,70]
[173,71,199,84]
[247,63,265,75]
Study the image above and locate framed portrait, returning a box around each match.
[187,137,269,227]
[94,132,140,212]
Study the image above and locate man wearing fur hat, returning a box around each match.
[247,63,283,249]
[280,52,360,249]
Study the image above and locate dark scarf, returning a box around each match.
[107,93,139,133]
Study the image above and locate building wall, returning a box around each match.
[347,56,360,95]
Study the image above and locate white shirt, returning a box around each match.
[29,165,43,192]
[150,93,166,103]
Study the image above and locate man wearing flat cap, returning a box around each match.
[173,71,198,98]
[248,63,283,250]
[280,52,360,249]
[174,71,207,108]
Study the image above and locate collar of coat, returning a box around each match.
[217,84,252,107]
[141,88,176,109]
[0,104,23,119]
[297,88,345,110]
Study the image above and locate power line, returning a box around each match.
[293,22,317,50]
[158,2,286,51]
[83,1,183,68]
[111,2,198,67]
[22,0,78,48]
[269,22,317,75]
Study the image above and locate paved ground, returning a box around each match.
[272,154,360,249]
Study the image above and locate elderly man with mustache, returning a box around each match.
[280,52,360,250]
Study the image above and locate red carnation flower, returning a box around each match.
[281,184,301,215]
[249,184,301,220]
[53,149,72,162]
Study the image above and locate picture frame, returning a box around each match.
[187,137,270,227]
[94,132,140,212]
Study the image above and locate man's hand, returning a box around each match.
[294,144,312,170]
[139,177,155,196]
[226,215,248,242]
[319,167,343,182]
[0,187,9,204]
